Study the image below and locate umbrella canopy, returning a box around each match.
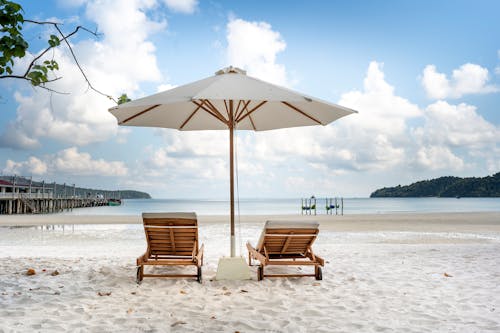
[109,66,357,256]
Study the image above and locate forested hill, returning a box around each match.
[370,173,500,197]
[116,191,151,199]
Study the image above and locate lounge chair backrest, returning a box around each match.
[142,212,198,257]
[256,220,319,255]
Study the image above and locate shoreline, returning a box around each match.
[1,211,499,232]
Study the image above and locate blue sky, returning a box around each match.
[1,0,499,198]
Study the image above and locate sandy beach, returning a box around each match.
[1,212,500,332]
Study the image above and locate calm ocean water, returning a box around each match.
[60,197,500,216]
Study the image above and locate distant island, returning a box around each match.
[370,172,500,198]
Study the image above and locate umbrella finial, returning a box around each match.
[215,66,247,75]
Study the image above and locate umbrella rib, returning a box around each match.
[204,100,228,123]
[223,100,229,118]
[236,101,267,123]
[180,102,204,130]
[248,114,257,130]
[235,100,251,121]
[119,104,160,125]
[281,101,322,124]
[234,100,242,119]
[192,100,228,125]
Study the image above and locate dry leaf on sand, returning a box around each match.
[26,268,36,276]
[444,272,453,277]
[98,292,112,296]
[171,321,186,327]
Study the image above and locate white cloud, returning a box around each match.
[231,62,422,182]
[415,146,464,171]
[0,0,166,149]
[421,63,499,99]
[156,83,177,92]
[162,0,198,14]
[3,157,48,176]
[411,100,499,173]
[147,146,226,180]
[413,101,499,148]
[421,65,449,100]
[226,18,288,86]
[161,131,228,158]
[53,147,128,176]
[328,61,421,171]
[2,147,127,177]
[486,154,500,173]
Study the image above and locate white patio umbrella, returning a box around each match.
[109,66,356,258]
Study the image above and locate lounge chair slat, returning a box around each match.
[142,274,197,278]
[264,234,317,237]
[149,240,195,244]
[145,225,196,228]
[264,274,316,277]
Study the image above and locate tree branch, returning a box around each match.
[21,24,97,78]
[0,75,68,94]
[2,18,116,103]
[53,24,117,103]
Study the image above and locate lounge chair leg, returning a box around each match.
[315,266,322,281]
[136,266,144,284]
[197,266,202,283]
[248,252,251,266]
[258,266,264,281]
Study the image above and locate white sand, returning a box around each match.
[1,213,500,332]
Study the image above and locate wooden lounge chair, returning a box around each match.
[246,220,324,280]
[136,212,204,283]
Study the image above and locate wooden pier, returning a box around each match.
[0,193,114,214]
[0,176,121,215]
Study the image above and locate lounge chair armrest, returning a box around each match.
[192,242,197,259]
[246,242,267,264]
[306,251,325,266]
[136,252,148,265]
[315,254,325,266]
[195,244,204,266]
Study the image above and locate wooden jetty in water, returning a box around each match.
[301,196,344,215]
[0,177,120,215]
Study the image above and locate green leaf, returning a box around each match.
[117,93,131,105]
[48,35,60,47]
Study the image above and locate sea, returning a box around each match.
[60,197,500,216]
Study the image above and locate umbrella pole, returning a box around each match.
[215,101,251,280]
[229,103,235,257]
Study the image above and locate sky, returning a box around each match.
[0,0,499,198]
